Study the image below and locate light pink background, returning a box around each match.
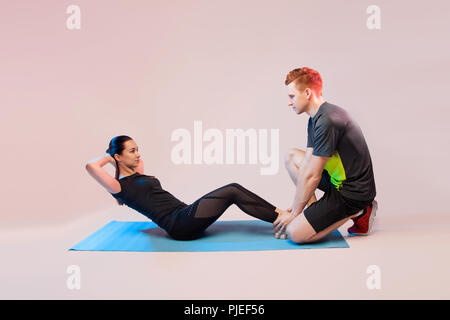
[1,0,449,230]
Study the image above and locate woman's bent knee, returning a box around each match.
[226,182,242,189]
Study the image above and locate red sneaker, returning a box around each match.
[347,200,378,236]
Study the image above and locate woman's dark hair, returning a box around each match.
[106,135,133,205]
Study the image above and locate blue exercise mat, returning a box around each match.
[69,220,349,252]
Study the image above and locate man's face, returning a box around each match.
[287,82,309,114]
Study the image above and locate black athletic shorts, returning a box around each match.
[303,170,374,233]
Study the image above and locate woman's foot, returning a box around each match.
[275,233,288,239]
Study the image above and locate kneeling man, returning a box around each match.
[274,67,378,243]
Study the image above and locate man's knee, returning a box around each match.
[286,222,315,244]
[287,230,312,244]
[286,213,320,243]
[284,148,305,168]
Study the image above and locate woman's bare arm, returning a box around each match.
[86,153,115,168]
[85,154,121,194]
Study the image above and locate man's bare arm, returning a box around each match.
[291,154,329,216]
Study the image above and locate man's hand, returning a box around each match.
[273,208,296,239]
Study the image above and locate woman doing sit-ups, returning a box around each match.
[85,135,290,240]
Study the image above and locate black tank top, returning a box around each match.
[110,173,188,231]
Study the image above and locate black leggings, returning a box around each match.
[168,183,278,240]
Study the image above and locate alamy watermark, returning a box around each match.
[366,264,381,290]
[171,121,279,175]
[66,5,81,30]
[64,6,381,32]
[366,5,381,30]
[66,265,81,290]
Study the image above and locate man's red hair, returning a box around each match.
[285,67,323,95]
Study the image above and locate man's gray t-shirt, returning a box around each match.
[307,101,376,201]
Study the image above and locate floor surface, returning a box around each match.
[1,206,449,299]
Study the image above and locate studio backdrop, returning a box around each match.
[1,0,449,229]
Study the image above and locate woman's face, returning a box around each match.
[115,140,140,168]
